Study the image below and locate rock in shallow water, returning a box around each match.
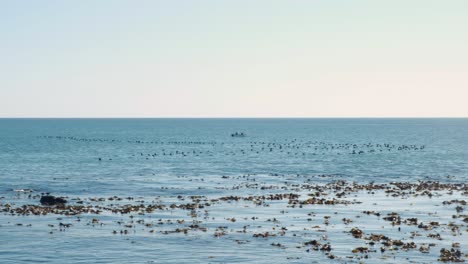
[40,195,67,206]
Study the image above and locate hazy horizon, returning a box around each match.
[2,1,467,118]
[1,117,468,119]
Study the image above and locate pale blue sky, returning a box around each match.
[1,1,467,117]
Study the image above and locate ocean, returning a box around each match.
[0,118,467,263]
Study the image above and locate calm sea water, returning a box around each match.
[0,118,467,263]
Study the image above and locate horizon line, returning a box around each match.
[1,116,467,119]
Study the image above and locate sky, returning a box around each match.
[1,0,467,118]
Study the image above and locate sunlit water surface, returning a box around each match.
[0,118,467,263]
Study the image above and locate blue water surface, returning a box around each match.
[0,118,467,263]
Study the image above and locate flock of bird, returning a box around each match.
[38,135,426,160]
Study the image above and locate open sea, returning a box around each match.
[0,118,467,263]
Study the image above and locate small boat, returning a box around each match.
[231,132,246,137]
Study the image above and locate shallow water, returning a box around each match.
[0,118,467,263]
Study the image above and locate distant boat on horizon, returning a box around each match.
[231,132,246,137]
